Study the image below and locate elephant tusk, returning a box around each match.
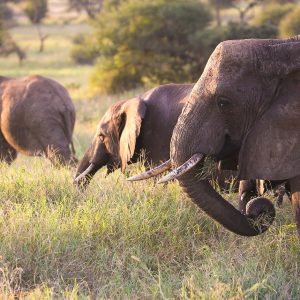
[74,163,96,182]
[127,159,172,181]
[158,153,204,184]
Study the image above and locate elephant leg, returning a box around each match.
[238,180,257,214]
[0,131,17,164]
[273,183,286,208]
[288,176,300,236]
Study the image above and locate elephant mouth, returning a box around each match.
[215,134,240,161]
[127,135,240,183]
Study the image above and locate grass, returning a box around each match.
[0,23,300,299]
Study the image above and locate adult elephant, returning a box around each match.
[74,83,237,189]
[130,35,300,236]
[0,75,77,165]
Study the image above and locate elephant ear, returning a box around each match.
[239,41,300,180]
[257,39,300,77]
[119,97,146,172]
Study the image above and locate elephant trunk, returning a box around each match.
[175,161,275,236]
[74,142,108,187]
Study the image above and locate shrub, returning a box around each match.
[70,33,98,64]
[196,22,278,61]
[223,22,278,40]
[254,3,295,27]
[88,0,212,93]
[279,6,300,38]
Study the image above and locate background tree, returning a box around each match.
[0,1,26,64]
[68,0,104,19]
[230,0,261,25]
[24,0,48,52]
[253,2,295,27]
[210,0,234,27]
[87,0,212,93]
[279,6,300,37]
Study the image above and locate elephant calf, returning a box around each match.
[0,75,76,165]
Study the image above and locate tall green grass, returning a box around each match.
[0,23,299,298]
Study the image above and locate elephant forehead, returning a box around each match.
[191,41,248,98]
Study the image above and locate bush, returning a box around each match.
[196,22,278,61]
[88,0,212,93]
[223,22,278,40]
[70,33,98,64]
[254,3,295,27]
[279,6,300,38]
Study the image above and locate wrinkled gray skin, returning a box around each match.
[170,35,300,236]
[75,84,192,186]
[0,75,77,165]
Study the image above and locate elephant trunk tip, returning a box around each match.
[246,197,276,234]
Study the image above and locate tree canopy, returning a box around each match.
[88,0,212,93]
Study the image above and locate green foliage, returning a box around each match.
[189,22,278,66]
[279,6,300,38]
[88,0,212,93]
[24,0,48,24]
[222,22,278,39]
[254,3,295,26]
[70,33,98,64]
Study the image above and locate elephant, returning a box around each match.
[130,35,300,236]
[74,83,237,189]
[74,83,193,186]
[0,75,77,166]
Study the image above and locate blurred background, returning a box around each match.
[1,0,300,155]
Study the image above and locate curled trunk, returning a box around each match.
[178,167,275,236]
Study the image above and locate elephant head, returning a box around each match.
[75,97,146,186]
[130,36,300,236]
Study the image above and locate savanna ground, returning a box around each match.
[0,22,299,299]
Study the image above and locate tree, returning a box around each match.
[68,0,104,19]
[254,3,295,27]
[87,0,212,93]
[279,6,300,38]
[210,0,234,27]
[0,1,26,64]
[230,0,261,25]
[24,0,48,52]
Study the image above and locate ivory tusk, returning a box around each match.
[158,153,204,184]
[127,159,172,181]
[74,163,96,182]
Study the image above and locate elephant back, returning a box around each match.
[0,75,75,156]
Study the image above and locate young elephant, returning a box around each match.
[0,75,76,165]
[74,84,193,186]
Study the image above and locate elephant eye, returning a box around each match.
[217,97,231,110]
